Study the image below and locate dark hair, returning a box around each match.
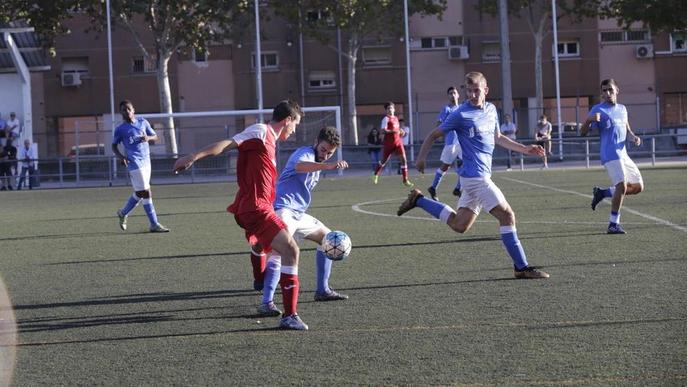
[119,100,133,109]
[540,114,548,120]
[318,126,341,147]
[399,118,405,123]
[600,78,620,91]
[272,99,303,122]
[447,86,457,94]
[384,101,395,110]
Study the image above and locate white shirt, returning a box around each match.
[6,118,20,137]
[18,145,37,167]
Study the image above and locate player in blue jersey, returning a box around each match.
[581,79,644,235]
[397,72,549,279]
[251,126,350,317]
[428,86,462,201]
[112,100,169,233]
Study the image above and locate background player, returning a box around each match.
[253,126,349,317]
[373,102,412,187]
[173,100,310,330]
[581,78,644,234]
[113,100,169,233]
[428,86,462,200]
[397,72,549,279]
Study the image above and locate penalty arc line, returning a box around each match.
[499,176,687,233]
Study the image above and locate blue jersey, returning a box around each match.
[440,102,499,178]
[113,117,156,171]
[438,104,460,145]
[274,146,320,214]
[588,102,629,164]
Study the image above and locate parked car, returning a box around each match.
[67,143,106,159]
[551,122,581,136]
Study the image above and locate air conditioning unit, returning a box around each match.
[448,45,469,60]
[635,44,654,59]
[61,72,82,87]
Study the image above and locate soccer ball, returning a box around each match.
[322,230,352,261]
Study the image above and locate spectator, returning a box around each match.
[366,126,382,171]
[0,113,6,147]
[500,114,518,170]
[6,112,20,140]
[534,114,552,168]
[0,138,17,190]
[17,139,37,190]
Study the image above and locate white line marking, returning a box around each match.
[499,176,687,232]
[351,198,661,226]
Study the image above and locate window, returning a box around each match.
[556,41,580,57]
[662,93,687,125]
[251,52,279,70]
[308,71,336,90]
[193,48,208,63]
[671,32,687,52]
[61,57,89,76]
[362,46,392,66]
[599,29,650,44]
[481,42,500,62]
[418,36,461,50]
[132,56,157,73]
[306,9,334,26]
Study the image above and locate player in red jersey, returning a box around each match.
[373,102,413,187]
[173,100,310,330]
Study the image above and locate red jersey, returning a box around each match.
[381,115,402,146]
[227,123,278,214]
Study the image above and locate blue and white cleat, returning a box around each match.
[256,301,282,317]
[591,186,605,211]
[279,314,309,331]
[607,223,626,234]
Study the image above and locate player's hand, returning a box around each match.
[415,159,426,174]
[526,144,546,157]
[333,160,349,170]
[173,154,195,174]
[399,129,406,137]
[120,158,129,167]
[632,135,641,146]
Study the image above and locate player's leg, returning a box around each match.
[249,244,267,291]
[270,230,308,330]
[116,168,144,230]
[257,252,283,317]
[397,187,477,233]
[304,224,348,302]
[373,147,393,184]
[398,147,413,187]
[490,203,549,279]
[452,146,463,196]
[431,144,456,199]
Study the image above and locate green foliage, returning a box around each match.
[598,0,687,32]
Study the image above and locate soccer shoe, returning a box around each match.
[397,188,423,216]
[256,301,282,317]
[427,186,438,200]
[372,174,379,185]
[279,314,309,331]
[514,266,550,279]
[150,223,170,233]
[403,179,414,187]
[591,186,605,211]
[607,224,626,234]
[452,187,462,197]
[117,210,127,231]
[314,289,349,302]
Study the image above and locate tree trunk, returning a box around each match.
[346,34,359,146]
[156,51,178,155]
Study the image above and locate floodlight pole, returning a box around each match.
[403,0,415,162]
[255,0,264,122]
[106,0,117,182]
[552,0,564,160]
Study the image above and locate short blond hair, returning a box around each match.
[465,71,487,87]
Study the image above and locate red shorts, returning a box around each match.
[233,209,287,253]
[382,142,406,161]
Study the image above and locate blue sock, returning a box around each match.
[142,198,158,226]
[120,194,140,216]
[417,197,455,223]
[431,169,445,189]
[601,187,614,198]
[609,211,620,225]
[315,248,332,294]
[500,225,528,270]
[262,256,281,304]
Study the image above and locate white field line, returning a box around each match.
[499,176,687,233]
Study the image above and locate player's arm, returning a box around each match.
[111,143,128,167]
[295,160,349,172]
[580,111,598,137]
[626,122,641,146]
[416,127,444,173]
[173,139,237,173]
[495,132,545,157]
